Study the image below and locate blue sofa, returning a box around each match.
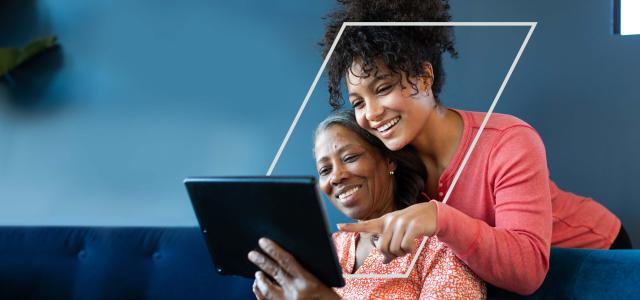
[0,227,638,299]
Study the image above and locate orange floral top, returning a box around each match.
[332,232,486,299]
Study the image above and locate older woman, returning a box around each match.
[248,110,485,299]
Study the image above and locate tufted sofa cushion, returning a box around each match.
[488,247,640,299]
[0,226,253,300]
[1,226,639,299]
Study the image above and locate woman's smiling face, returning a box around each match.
[346,60,437,151]
[314,124,396,220]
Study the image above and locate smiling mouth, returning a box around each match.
[376,117,400,133]
[338,185,361,200]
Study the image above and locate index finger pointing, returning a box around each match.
[337,218,383,234]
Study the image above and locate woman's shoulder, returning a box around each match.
[455,108,534,132]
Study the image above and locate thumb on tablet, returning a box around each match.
[337,218,382,233]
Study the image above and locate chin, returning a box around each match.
[343,209,365,221]
[383,139,407,151]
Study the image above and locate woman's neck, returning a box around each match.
[358,202,395,223]
[411,105,463,176]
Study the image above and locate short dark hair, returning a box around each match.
[314,110,427,210]
[320,0,458,110]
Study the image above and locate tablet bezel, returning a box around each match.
[184,176,345,287]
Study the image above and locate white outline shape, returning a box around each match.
[267,22,537,279]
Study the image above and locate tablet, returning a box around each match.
[184,176,345,287]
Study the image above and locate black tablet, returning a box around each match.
[184,176,345,287]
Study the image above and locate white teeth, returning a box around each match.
[377,117,400,133]
[338,186,360,200]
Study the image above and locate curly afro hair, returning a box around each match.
[320,0,458,110]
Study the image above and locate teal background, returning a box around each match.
[1,1,638,246]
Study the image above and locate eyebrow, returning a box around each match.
[316,143,356,164]
[348,73,393,98]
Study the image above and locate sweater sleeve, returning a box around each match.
[433,125,552,295]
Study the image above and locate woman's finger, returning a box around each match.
[338,217,384,234]
[389,219,409,258]
[252,280,267,300]
[248,250,291,286]
[255,271,284,300]
[377,221,395,264]
[401,226,420,254]
[259,238,311,278]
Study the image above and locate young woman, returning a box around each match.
[248,110,485,299]
[320,0,627,295]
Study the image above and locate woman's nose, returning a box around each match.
[365,99,384,121]
[330,165,348,186]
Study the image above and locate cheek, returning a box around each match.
[372,159,390,182]
[382,90,408,108]
[319,179,332,197]
[367,173,386,207]
[355,110,369,129]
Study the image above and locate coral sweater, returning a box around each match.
[430,109,620,295]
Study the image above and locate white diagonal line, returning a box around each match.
[266,23,348,176]
[267,22,537,279]
[344,21,536,27]
[442,23,537,205]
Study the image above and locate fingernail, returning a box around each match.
[248,251,257,261]
[258,238,269,247]
[382,255,392,264]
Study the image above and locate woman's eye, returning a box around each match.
[352,101,363,109]
[376,85,391,95]
[344,154,359,163]
[318,167,331,176]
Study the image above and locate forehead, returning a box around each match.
[346,59,393,87]
[314,125,367,157]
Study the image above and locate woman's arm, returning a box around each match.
[434,126,552,295]
[340,126,552,295]
[248,238,341,300]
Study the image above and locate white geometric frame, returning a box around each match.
[267,22,537,279]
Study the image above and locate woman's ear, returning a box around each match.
[420,62,435,91]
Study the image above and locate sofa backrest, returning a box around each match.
[489,247,640,299]
[0,226,253,300]
[1,226,638,299]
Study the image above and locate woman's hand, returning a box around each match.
[338,201,437,263]
[248,238,341,300]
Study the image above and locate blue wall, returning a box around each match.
[1,1,639,246]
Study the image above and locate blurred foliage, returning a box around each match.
[0,36,57,77]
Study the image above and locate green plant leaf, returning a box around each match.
[0,48,19,76]
[0,36,58,77]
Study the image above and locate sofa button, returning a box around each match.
[153,252,162,261]
[78,250,87,259]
